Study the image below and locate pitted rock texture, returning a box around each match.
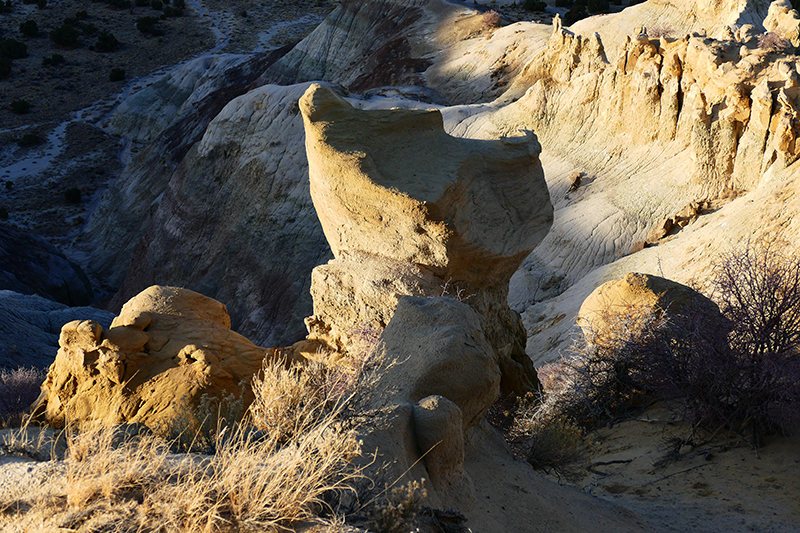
[32,286,267,429]
[300,83,553,394]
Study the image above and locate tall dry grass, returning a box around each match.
[0,357,366,533]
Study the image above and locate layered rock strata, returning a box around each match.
[299,83,553,394]
[32,286,267,429]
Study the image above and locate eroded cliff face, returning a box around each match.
[79,0,800,364]
[108,83,330,348]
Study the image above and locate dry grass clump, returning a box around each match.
[1,357,366,532]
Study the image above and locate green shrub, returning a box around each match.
[162,5,181,16]
[0,57,10,78]
[563,6,589,25]
[37,0,46,8]
[0,38,27,59]
[10,99,31,114]
[19,19,38,37]
[0,206,8,220]
[50,24,80,47]
[75,9,88,19]
[136,16,162,35]
[135,0,148,5]
[82,22,98,35]
[151,0,162,9]
[554,0,572,7]
[173,0,184,7]
[524,0,548,11]
[64,187,81,203]
[95,30,119,51]
[17,132,43,146]
[587,0,610,13]
[109,67,125,81]
[42,53,65,66]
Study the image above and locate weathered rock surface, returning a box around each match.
[0,225,94,307]
[0,291,114,370]
[32,286,267,429]
[300,83,552,394]
[84,48,293,294]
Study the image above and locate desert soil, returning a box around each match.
[539,405,800,532]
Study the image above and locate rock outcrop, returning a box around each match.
[299,83,553,394]
[0,224,94,306]
[0,291,114,369]
[32,286,267,429]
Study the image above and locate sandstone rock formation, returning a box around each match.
[299,83,553,394]
[0,291,114,370]
[0,224,94,307]
[32,286,267,429]
[577,272,723,344]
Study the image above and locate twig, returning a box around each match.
[640,463,710,487]
[591,459,633,467]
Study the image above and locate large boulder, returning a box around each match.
[32,286,267,429]
[0,224,94,306]
[578,272,723,345]
[0,291,114,369]
[299,83,553,395]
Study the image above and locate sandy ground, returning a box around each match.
[535,405,800,532]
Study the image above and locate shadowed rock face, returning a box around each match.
[0,225,94,307]
[300,83,553,395]
[32,286,267,429]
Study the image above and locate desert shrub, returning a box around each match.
[150,0,162,9]
[512,401,587,480]
[135,0,149,5]
[173,0,185,8]
[42,52,64,66]
[94,30,119,52]
[648,25,674,39]
[366,480,428,533]
[10,99,31,114]
[0,38,27,58]
[17,132,43,146]
[0,206,8,220]
[162,5,182,16]
[480,9,501,30]
[0,57,10,78]
[587,0,610,13]
[82,21,98,35]
[109,66,125,81]
[554,0,572,7]
[75,9,88,19]
[563,6,589,25]
[136,15,162,35]
[106,0,132,8]
[524,0,547,11]
[0,367,47,428]
[19,19,38,37]
[758,31,791,53]
[50,23,80,46]
[527,240,800,452]
[37,0,46,8]
[64,187,81,203]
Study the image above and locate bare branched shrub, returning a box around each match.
[758,31,791,52]
[480,10,501,31]
[0,367,47,428]
[647,25,674,39]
